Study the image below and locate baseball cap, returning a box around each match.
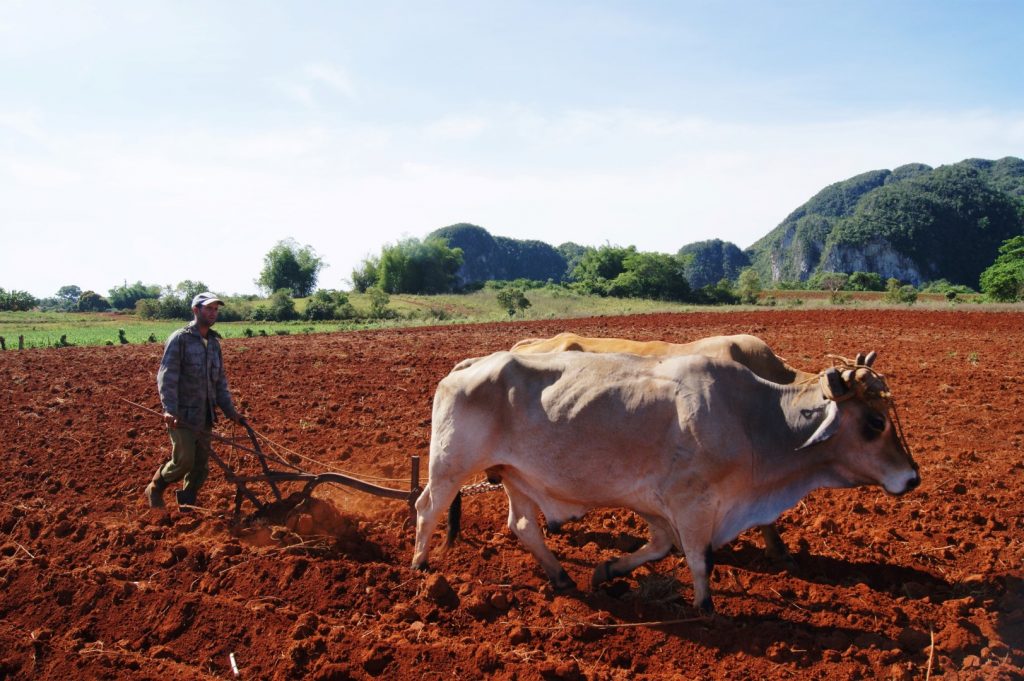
[191,292,225,308]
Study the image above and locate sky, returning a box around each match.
[2,1,1023,299]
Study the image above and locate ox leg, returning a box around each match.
[592,514,676,588]
[504,486,576,591]
[411,480,461,571]
[681,542,715,614]
[759,523,796,570]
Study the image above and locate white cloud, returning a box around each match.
[303,63,357,100]
[274,62,358,108]
[424,115,489,141]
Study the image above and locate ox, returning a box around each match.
[510,332,814,385]
[412,350,919,612]
[509,332,815,564]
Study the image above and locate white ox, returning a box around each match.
[510,332,816,564]
[412,350,920,612]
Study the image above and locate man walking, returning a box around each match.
[145,292,245,510]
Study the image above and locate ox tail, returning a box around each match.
[445,491,462,546]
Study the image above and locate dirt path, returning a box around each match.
[1,309,1022,679]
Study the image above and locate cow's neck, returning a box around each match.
[715,382,849,546]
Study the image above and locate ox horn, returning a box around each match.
[823,368,848,400]
[855,352,866,366]
[798,400,841,450]
[864,351,877,367]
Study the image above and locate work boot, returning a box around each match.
[176,487,198,513]
[144,470,168,509]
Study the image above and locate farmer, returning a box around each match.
[144,292,245,510]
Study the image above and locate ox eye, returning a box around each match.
[866,411,886,432]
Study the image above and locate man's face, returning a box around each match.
[194,303,220,326]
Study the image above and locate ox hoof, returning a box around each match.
[773,552,798,573]
[551,569,577,592]
[591,560,617,588]
[696,597,715,616]
[411,559,429,572]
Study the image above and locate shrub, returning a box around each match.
[77,290,110,312]
[496,287,531,317]
[367,287,393,319]
[305,289,356,321]
[268,289,298,321]
[979,235,1024,302]
[884,278,918,305]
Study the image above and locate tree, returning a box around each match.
[174,280,211,302]
[810,271,850,293]
[884,278,918,305]
[0,288,38,311]
[608,252,690,301]
[376,237,463,294]
[56,285,82,310]
[77,290,110,312]
[847,271,885,292]
[108,281,161,310]
[257,239,325,297]
[350,256,380,293]
[736,268,762,304]
[570,245,634,295]
[496,287,531,317]
[697,278,740,305]
[979,235,1024,302]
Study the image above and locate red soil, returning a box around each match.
[1,309,1022,680]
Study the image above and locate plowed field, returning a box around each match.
[1,309,1022,680]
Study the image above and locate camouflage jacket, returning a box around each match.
[157,321,239,430]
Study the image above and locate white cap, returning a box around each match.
[191,292,224,308]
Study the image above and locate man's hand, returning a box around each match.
[162,412,179,428]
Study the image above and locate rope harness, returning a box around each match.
[817,354,914,457]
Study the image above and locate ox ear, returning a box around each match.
[797,400,841,450]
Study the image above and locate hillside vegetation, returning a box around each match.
[407,158,1024,292]
[747,157,1024,286]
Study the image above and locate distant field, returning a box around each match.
[0,288,1007,349]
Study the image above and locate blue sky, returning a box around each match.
[2,1,1022,298]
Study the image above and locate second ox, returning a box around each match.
[508,332,815,564]
[412,349,919,612]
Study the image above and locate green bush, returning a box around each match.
[496,287,531,317]
[268,289,298,321]
[979,235,1024,302]
[884,278,918,305]
[304,289,356,321]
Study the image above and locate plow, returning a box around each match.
[123,398,426,521]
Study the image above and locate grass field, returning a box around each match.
[0,288,1008,350]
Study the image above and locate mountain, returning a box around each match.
[425,157,1023,291]
[677,239,751,289]
[746,157,1024,286]
[428,223,568,287]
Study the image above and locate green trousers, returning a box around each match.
[158,427,212,493]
